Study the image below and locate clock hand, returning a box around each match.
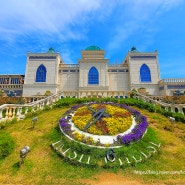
[83,108,106,131]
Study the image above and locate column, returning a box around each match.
[79,92,82,98]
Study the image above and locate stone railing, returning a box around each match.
[133,92,185,115]
[1,90,184,122]
[0,91,63,122]
[161,78,185,83]
[59,64,79,68]
[0,84,23,89]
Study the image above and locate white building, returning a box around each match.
[22,46,185,97]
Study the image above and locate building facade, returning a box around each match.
[22,46,161,98]
[1,46,184,98]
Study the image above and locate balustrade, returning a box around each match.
[134,92,185,115]
[1,91,184,123]
[0,92,64,122]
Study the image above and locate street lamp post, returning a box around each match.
[19,146,30,167]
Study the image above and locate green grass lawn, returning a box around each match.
[0,106,185,185]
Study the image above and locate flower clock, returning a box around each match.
[52,102,161,168]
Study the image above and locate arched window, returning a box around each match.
[35,64,46,82]
[140,64,151,82]
[88,67,99,84]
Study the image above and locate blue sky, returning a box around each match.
[0,0,185,79]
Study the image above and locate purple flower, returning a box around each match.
[117,114,148,145]
[59,117,71,133]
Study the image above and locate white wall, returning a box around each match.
[108,72,129,91]
[60,72,79,91]
[23,54,60,97]
[128,53,160,95]
[129,59,160,84]
[23,84,58,97]
[78,61,109,89]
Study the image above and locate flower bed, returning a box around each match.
[59,102,148,147]
[72,104,132,135]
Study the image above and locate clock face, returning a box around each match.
[59,102,148,147]
[72,103,133,137]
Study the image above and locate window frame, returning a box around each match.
[88,66,99,85]
[35,64,47,82]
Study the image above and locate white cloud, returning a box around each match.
[107,0,183,53]
[0,0,184,75]
[0,0,103,41]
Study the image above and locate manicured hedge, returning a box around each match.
[54,97,185,123]
[121,98,185,123]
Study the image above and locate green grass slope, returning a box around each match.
[0,106,184,185]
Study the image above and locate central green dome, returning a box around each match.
[85,45,101,51]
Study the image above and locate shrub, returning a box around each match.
[0,97,24,105]
[43,105,52,111]
[148,104,155,112]
[0,131,15,159]
[44,90,52,96]
[0,122,6,129]
[163,111,173,117]
[172,112,185,123]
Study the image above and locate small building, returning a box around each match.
[0,74,24,97]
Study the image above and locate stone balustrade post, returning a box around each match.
[5,107,9,119]
[171,107,175,113]
[37,103,40,110]
[36,103,40,109]
[46,99,50,106]
[178,107,183,114]
[0,109,3,119]
[40,102,44,110]
[12,107,16,118]
[8,107,13,119]
[25,107,28,114]
[32,106,36,112]
[16,107,21,119]
[40,103,42,110]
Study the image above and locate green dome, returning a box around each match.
[131,46,139,52]
[47,47,55,53]
[85,45,101,51]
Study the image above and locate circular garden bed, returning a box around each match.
[59,102,148,147]
[52,101,161,168]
